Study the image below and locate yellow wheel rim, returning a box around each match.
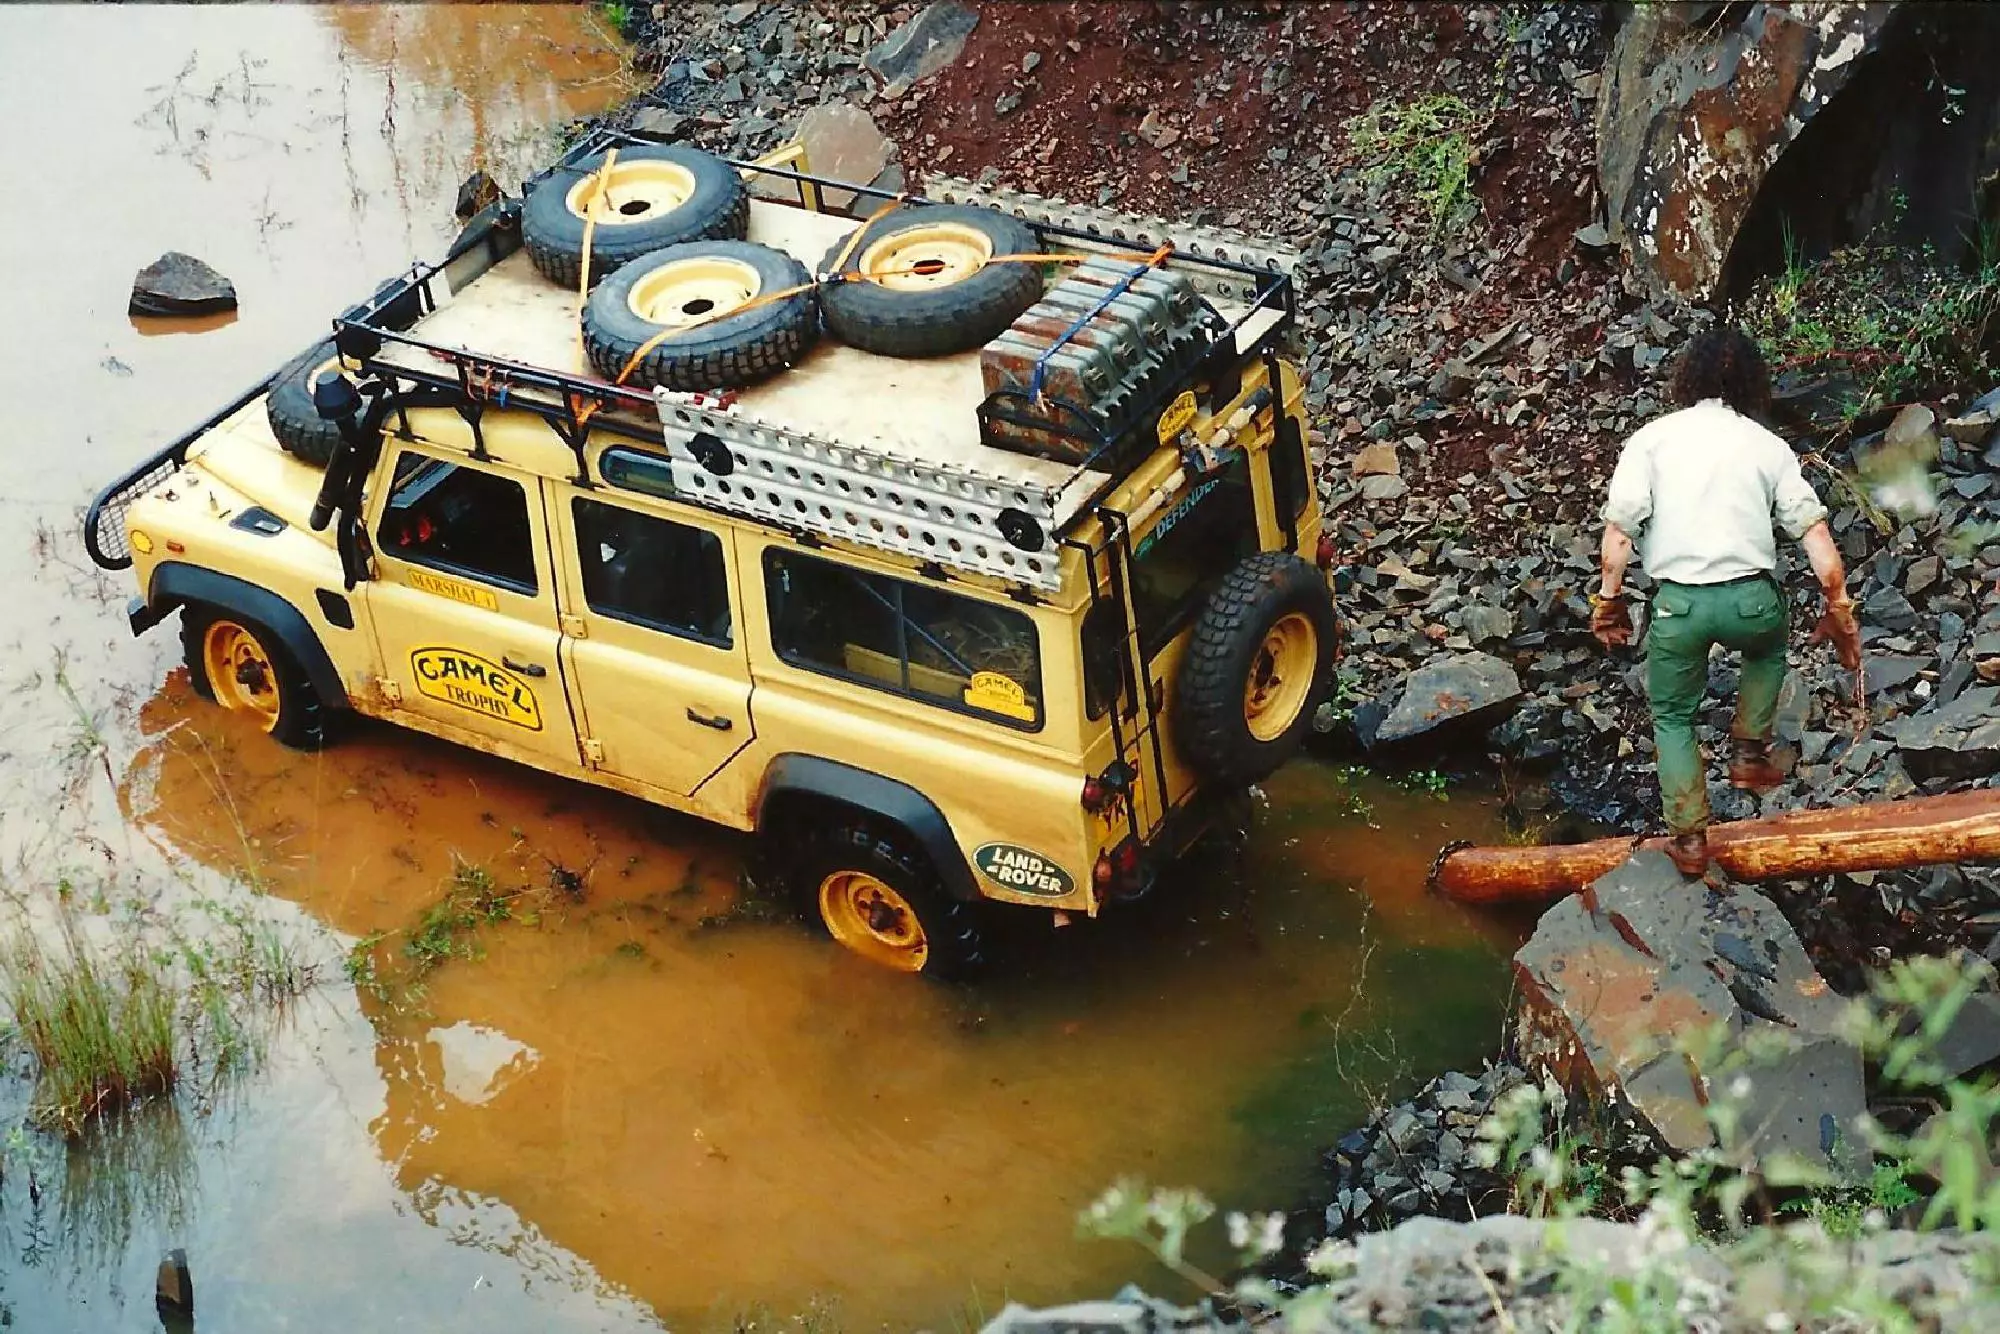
[564,159,696,225]
[818,870,929,972]
[626,255,763,327]
[1243,613,1318,743]
[858,222,995,290]
[203,620,282,733]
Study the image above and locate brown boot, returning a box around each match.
[1728,737,1786,793]
[1666,830,1710,877]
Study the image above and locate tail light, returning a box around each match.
[1081,775,1109,812]
[1094,837,1145,902]
[1315,533,1338,569]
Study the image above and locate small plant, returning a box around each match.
[0,918,178,1135]
[1346,94,1478,233]
[1394,768,1452,799]
[346,856,532,1013]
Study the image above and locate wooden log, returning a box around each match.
[1435,792,2000,904]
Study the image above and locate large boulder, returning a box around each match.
[1594,4,1897,301]
[1354,652,1522,750]
[1515,853,1867,1172]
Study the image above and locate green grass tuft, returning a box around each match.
[0,919,178,1136]
[1346,94,1478,234]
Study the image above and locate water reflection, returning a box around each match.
[119,666,1523,1328]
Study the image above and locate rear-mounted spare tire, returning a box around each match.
[523,144,748,290]
[582,239,818,391]
[264,341,355,468]
[817,204,1043,358]
[1174,552,1337,788]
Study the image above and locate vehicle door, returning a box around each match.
[549,476,754,807]
[360,443,579,767]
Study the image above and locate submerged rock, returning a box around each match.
[129,251,237,318]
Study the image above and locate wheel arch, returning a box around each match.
[148,563,349,710]
[753,754,979,902]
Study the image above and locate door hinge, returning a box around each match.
[581,737,604,766]
[376,679,403,705]
[559,613,589,638]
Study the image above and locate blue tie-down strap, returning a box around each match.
[1028,257,1160,405]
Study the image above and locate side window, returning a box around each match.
[572,498,732,646]
[1127,453,1258,655]
[378,453,537,593]
[765,550,1043,729]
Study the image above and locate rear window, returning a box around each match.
[765,550,1043,729]
[1127,454,1258,654]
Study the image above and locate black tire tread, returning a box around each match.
[791,822,988,980]
[522,147,748,289]
[581,239,817,392]
[818,204,1044,358]
[180,606,332,752]
[1175,552,1337,788]
[264,342,348,468]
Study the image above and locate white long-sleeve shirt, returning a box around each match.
[1601,399,1829,586]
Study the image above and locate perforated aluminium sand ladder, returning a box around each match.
[653,392,1088,591]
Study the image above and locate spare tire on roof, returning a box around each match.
[523,144,747,290]
[265,341,358,468]
[818,204,1044,358]
[583,240,818,392]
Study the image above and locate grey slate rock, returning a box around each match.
[129,251,237,317]
[1890,687,2000,782]
[1356,652,1523,749]
[865,0,977,89]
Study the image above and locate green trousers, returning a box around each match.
[1646,576,1788,834]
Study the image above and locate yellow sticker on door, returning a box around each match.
[411,647,543,731]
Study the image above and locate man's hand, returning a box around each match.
[1590,593,1632,649]
[1811,596,1862,671]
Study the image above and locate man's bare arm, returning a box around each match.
[1799,520,1848,600]
[1599,523,1634,598]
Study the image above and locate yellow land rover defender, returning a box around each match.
[86,126,1336,976]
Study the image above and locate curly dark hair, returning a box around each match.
[1668,325,1772,417]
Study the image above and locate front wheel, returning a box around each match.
[790,825,987,979]
[181,609,331,751]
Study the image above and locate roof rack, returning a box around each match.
[329,123,1303,587]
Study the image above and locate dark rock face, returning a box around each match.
[1595,3,1899,301]
[864,1,977,94]
[129,251,237,318]
[1888,686,2000,782]
[1354,652,1523,750]
[1514,853,1866,1170]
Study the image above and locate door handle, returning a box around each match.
[686,708,733,731]
[501,656,547,678]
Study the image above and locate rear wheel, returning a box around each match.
[1175,553,1336,787]
[790,824,986,978]
[181,609,330,750]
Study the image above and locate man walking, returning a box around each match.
[1591,326,1862,876]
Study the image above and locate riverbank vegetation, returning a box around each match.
[0,899,316,1136]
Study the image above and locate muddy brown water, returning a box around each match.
[0,6,1523,1329]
